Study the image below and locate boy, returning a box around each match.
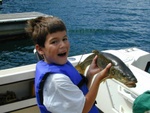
[26,16,111,113]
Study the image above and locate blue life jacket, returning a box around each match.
[35,60,99,113]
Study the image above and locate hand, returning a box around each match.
[96,63,111,80]
[86,55,111,88]
[87,55,102,77]
[87,55,111,78]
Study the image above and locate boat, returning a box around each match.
[0,47,149,113]
[0,12,48,41]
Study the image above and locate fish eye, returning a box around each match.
[122,73,126,77]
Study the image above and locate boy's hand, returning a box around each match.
[87,55,111,78]
[97,63,111,80]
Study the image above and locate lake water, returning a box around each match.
[0,0,150,70]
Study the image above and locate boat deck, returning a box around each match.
[0,12,47,23]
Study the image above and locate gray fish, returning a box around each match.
[75,50,137,88]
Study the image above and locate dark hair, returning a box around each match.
[25,16,67,47]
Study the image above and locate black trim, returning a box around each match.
[145,61,150,73]
[38,73,50,105]
[77,74,88,88]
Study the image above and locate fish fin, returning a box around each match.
[102,78,107,83]
[102,76,109,82]
[92,50,99,55]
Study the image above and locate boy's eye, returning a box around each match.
[51,40,58,44]
[63,37,68,41]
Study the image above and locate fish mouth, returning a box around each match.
[125,81,137,88]
[114,79,137,88]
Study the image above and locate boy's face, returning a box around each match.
[37,31,70,65]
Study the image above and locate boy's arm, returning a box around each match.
[84,60,111,113]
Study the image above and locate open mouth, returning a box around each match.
[125,81,137,88]
[58,52,67,57]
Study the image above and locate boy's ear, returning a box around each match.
[35,44,44,55]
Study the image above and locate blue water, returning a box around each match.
[0,0,150,70]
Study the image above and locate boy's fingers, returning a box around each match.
[100,63,112,77]
[106,63,112,70]
[93,55,98,63]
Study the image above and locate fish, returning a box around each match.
[75,50,137,88]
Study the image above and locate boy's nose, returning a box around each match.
[59,41,66,48]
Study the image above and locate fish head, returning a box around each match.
[109,66,137,88]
